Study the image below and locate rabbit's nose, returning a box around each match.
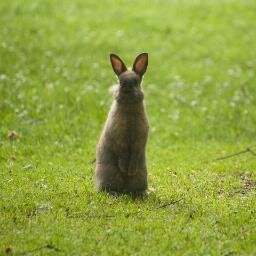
[121,84,132,93]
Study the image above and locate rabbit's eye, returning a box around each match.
[121,82,128,87]
[122,81,133,87]
[120,76,140,87]
[132,79,139,85]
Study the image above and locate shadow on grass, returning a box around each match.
[65,191,185,220]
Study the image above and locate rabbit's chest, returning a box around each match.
[112,115,145,144]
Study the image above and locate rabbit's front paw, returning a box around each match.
[118,155,129,173]
[127,160,138,176]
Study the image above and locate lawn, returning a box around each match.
[0,0,256,255]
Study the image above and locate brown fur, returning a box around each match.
[95,53,149,194]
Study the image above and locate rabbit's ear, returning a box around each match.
[133,53,148,77]
[110,53,127,76]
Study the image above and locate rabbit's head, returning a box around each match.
[110,53,148,104]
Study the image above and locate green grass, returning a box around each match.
[1,0,256,255]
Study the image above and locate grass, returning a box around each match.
[0,0,256,255]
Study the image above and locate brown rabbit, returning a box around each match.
[95,53,149,194]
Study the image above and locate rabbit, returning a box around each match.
[95,53,149,194]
